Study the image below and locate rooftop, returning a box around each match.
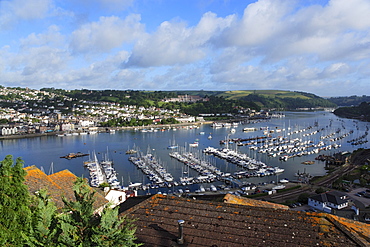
[310,191,348,205]
[121,194,370,246]
[24,165,108,210]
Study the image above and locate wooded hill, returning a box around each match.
[328,95,370,107]
[40,88,336,114]
[333,102,370,122]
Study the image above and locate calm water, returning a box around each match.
[1,111,369,194]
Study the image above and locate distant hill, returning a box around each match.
[178,90,336,110]
[170,90,335,108]
[39,88,336,112]
[328,95,370,107]
[333,102,370,122]
[218,90,312,100]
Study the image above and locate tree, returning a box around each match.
[30,189,58,246]
[297,193,310,204]
[0,155,33,246]
[315,187,325,194]
[0,156,141,246]
[55,177,140,246]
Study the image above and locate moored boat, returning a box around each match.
[60,152,89,159]
[126,149,137,154]
[189,141,199,147]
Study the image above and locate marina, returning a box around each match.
[1,111,369,195]
[129,150,174,186]
[83,151,120,188]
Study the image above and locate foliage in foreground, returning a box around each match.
[0,155,140,247]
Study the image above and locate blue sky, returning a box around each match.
[1,0,370,97]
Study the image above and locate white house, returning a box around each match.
[105,189,128,207]
[175,116,196,122]
[1,127,17,135]
[308,191,349,213]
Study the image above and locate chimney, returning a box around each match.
[177,219,185,244]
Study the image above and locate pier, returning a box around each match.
[84,152,120,188]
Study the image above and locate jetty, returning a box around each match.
[203,146,284,178]
[84,152,120,188]
[129,151,174,187]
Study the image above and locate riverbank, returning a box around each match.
[0,121,214,140]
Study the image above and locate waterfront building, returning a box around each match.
[1,127,17,135]
[308,191,349,213]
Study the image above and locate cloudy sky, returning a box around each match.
[1,0,370,97]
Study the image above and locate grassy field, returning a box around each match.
[218,90,312,100]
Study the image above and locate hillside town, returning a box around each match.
[0,86,273,137]
[0,86,192,136]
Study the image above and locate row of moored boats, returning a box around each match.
[84,153,120,188]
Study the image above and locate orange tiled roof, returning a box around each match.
[223,193,290,210]
[24,165,107,210]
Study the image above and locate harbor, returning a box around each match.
[2,111,369,196]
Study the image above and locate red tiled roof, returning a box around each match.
[121,194,370,246]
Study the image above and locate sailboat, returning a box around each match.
[272,173,286,190]
[167,136,178,149]
[126,144,137,154]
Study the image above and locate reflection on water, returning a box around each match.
[1,111,369,194]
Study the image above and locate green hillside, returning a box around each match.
[328,95,370,107]
[162,90,336,112]
[218,90,312,100]
[37,87,336,113]
[186,90,336,110]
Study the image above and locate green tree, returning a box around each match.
[30,189,58,246]
[0,156,140,246]
[297,193,310,204]
[55,177,140,246]
[315,187,325,194]
[0,155,33,246]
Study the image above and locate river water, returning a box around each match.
[1,111,369,194]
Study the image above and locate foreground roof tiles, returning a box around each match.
[122,194,370,247]
[223,193,290,210]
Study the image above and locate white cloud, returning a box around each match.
[1,0,370,96]
[220,0,291,47]
[113,68,150,89]
[125,12,233,68]
[20,25,64,48]
[12,0,51,20]
[0,0,52,29]
[320,62,351,78]
[70,14,145,54]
